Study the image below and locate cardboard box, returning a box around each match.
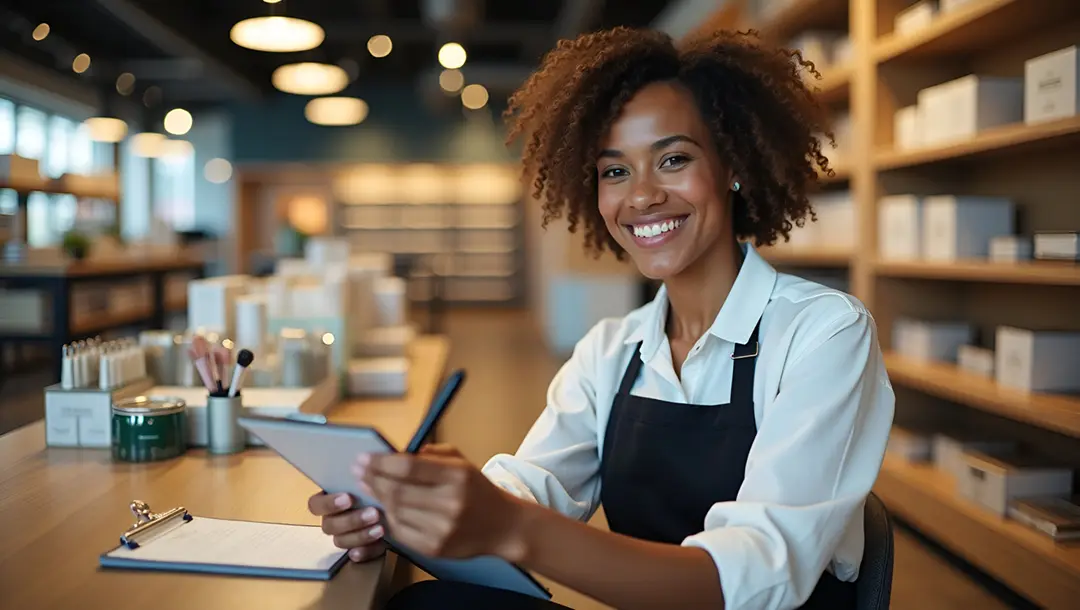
[918,76,1024,146]
[989,236,1033,262]
[958,450,1073,517]
[893,318,975,363]
[995,326,1080,392]
[921,195,1014,261]
[878,195,922,260]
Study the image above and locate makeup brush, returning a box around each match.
[227,349,255,397]
[187,336,215,392]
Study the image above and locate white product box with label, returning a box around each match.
[917,76,1024,146]
[989,235,1033,262]
[893,318,975,363]
[878,195,923,260]
[887,426,934,463]
[812,191,855,250]
[933,434,1017,482]
[995,326,1080,392]
[957,451,1073,517]
[921,195,1014,261]
[1025,45,1079,124]
[347,357,409,397]
[1034,232,1080,261]
[895,0,938,35]
[44,378,155,448]
[375,276,407,327]
[894,106,921,150]
[188,276,250,339]
[958,345,995,378]
[358,325,416,358]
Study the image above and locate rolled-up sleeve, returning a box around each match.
[481,323,606,522]
[682,311,895,610]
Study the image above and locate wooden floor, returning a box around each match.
[0,308,1023,609]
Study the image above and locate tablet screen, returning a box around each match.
[239,416,552,600]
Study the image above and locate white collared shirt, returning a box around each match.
[482,244,895,610]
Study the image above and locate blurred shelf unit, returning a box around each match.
[333,163,524,305]
[704,0,1080,605]
[1,154,121,200]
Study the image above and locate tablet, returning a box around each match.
[239,416,552,600]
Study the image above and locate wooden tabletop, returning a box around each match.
[0,335,450,610]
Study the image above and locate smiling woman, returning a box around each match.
[310,26,894,610]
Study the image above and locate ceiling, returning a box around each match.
[0,0,675,114]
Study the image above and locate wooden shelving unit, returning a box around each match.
[692,0,1080,605]
[877,458,1080,610]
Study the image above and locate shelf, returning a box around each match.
[0,176,119,201]
[875,0,1080,63]
[757,0,849,42]
[874,116,1080,170]
[874,260,1080,286]
[71,309,152,336]
[759,247,851,267]
[875,458,1080,610]
[883,352,1080,439]
[814,64,851,105]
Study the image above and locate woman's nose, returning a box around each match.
[629,177,665,209]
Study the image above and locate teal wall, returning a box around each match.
[229,88,516,164]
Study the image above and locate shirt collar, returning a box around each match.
[624,243,777,359]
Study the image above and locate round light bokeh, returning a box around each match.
[271,62,349,95]
[230,16,324,53]
[304,97,369,126]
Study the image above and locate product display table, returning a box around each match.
[0,335,450,610]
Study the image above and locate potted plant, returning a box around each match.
[62,230,91,260]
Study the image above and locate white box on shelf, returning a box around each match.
[811,191,855,250]
[995,326,1080,392]
[152,375,340,447]
[347,357,409,397]
[832,35,853,67]
[933,434,1017,482]
[958,345,995,378]
[304,237,352,266]
[921,196,1014,261]
[887,426,934,463]
[894,0,938,35]
[358,325,416,358]
[893,318,975,363]
[1024,45,1079,124]
[989,235,1033,262]
[187,276,249,338]
[878,195,923,260]
[894,106,921,150]
[789,31,843,71]
[44,378,155,448]
[917,76,1024,146]
[957,451,1073,517]
[1034,232,1080,261]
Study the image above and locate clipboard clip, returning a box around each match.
[120,500,192,550]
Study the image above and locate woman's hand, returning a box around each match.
[353,444,527,560]
[307,491,387,563]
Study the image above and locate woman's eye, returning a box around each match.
[660,154,690,169]
[600,167,628,178]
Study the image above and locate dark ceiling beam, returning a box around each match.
[90,0,261,101]
[321,20,550,45]
[117,59,206,81]
[415,62,534,98]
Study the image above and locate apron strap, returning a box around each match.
[617,342,645,396]
[729,322,760,407]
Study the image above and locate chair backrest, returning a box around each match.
[856,492,894,610]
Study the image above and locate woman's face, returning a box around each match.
[596,81,735,280]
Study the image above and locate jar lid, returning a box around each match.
[113,395,186,416]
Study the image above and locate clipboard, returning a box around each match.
[99,500,350,580]
[238,415,553,600]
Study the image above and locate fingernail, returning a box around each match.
[355,453,371,466]
[362,507,379,522]
[334,494,352,509]
[368,525,383,539]
[349,549,361,561]
[351,463,365,477]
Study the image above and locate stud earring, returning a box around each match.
[732,181,741,192]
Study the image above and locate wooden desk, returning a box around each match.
[0,336,450,610]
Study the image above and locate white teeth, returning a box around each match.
[631,218,683,238]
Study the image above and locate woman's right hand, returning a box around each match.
[308,492,386,562]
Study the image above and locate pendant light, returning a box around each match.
[271,62,349,95]
[230,16,324,53]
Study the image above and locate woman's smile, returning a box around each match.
[625,214,690,248]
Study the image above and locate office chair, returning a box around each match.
[856,492,894,610]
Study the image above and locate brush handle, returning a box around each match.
[193,357,216,392]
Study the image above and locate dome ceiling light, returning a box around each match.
[272,62,349,95]
[83,117,128,143]
[305,97,369,126]
[130,132,166,158]
[230,16,324,53]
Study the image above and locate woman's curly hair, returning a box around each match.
[504,27,834,258]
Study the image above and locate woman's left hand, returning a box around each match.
[353,444,526,560]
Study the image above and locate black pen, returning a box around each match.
[405,369,466,453]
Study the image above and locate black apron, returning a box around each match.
[599,321,856,608]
